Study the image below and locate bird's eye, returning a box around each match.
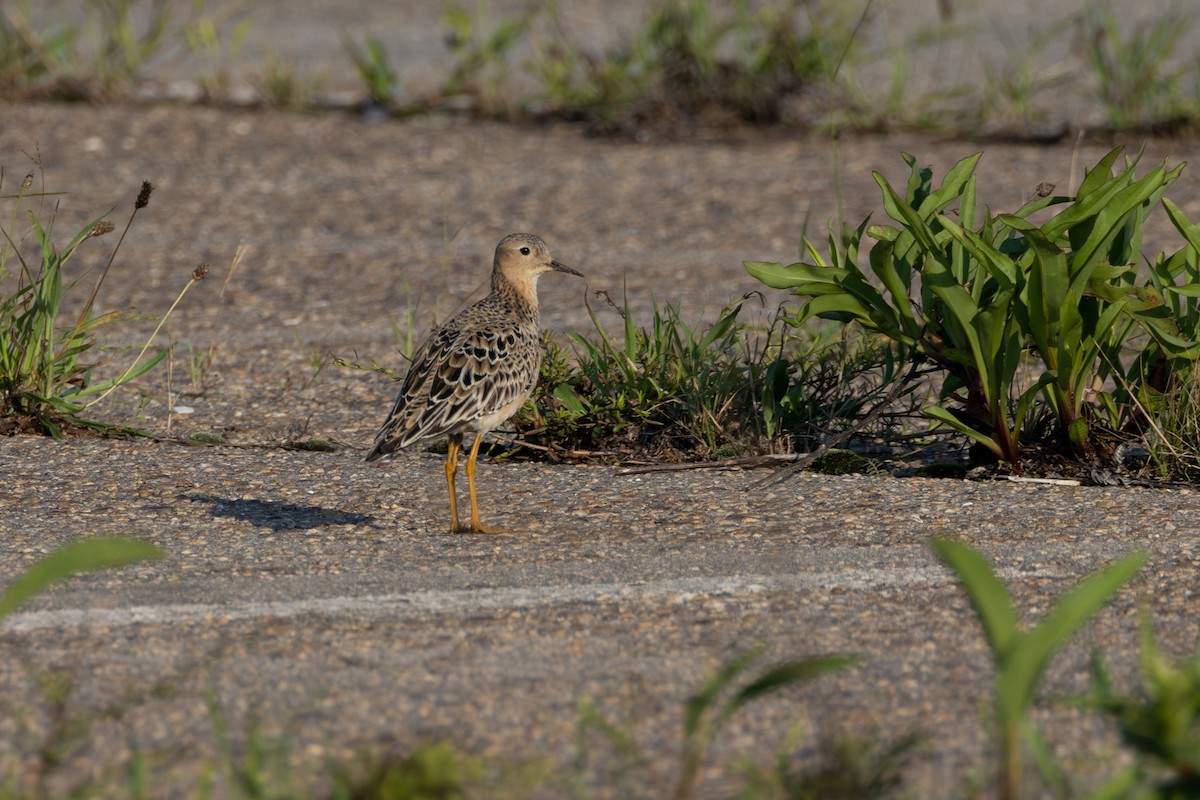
[520,246,531,255]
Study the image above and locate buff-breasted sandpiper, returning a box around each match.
[366,233,582,533]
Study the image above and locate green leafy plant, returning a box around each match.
[525,293,752,458]
[531,0,836,132]
[747,149,1200,471]
[747,155,1038,466]
[636,0,824,124]
[0,0,192,100]
[0,174,207,436]
[672,646,859,800]
[735,727,921,800]
[985,149,1189,450]
[1083,615,1200,798]
[1132,198,1200,478]
[931,537,1146,800]
[183,9,252,102]
[531,22,653,130]
[1083,0,1195,132]
[185,341,217,395]
[252,50,326,110]
[429,0,865,132]
[1145,361,1200,481]
[573,644,858,800]
[0,538,164,799]
[343,33,399,110]
[977,15,1075,132]
[756,321,917,448]
[440,0,539,114]
[331,741,486,800]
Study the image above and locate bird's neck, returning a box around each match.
[492,271,540,321]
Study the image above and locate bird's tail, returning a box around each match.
[364,438,394,462]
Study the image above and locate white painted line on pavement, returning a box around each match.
[0,567,1058,634]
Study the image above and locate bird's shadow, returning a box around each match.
[183,493,377,533]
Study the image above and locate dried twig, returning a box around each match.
[1006,476,1080,487]
[485,433,609,460]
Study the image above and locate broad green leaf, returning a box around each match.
[747,261,850,291]
[1009,193,1071,221]
[744,260,801,289]
[801,235,830,267]
[920,259,1000,403]
[996,550,1146,724]
[931,537,1020,658]
[1067,417,1090,446]
[866,224,899,242]
[553,383,586,414]
[873,172,941,255]
[1088,263,1136,283]
[959,171,978,229]
[727,654,859,715]
[747,259,900,335]
[796,294,877,327]
[1045,152,1130,243]
[71,349,169,399]
[936,214,1019,291]
[837,218,872,272]
[1084,767,1140,800]
[0,538,166,620]
[697,303,742,351]
[921,153,982,216]
[868,237,918,331]
[683,644,766,736]
[1073,164,1179,273]
[1075,146,1125,200]
[1010,220,1070,376]
[1163,197,1200,255]
[37,393,86,414]
[901,152,931,207]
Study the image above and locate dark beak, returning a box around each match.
[551,259,583,277]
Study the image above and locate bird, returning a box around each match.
[366,233,583,533]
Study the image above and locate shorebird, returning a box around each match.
[366,233,582,533]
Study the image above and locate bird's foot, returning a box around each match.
[452,521,510,535]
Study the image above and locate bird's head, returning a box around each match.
[493,233,582,296]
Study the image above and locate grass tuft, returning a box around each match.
[0,166,203,437]
[510,293,910,463]
[1146,360,1200,481]
[1083,0,1196,133]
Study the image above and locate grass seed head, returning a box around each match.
[192,263,209,281]
[88,221,115,238]
[135,180,153,209]
[21,172,32,191]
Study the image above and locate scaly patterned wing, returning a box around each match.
[366,317,538,459]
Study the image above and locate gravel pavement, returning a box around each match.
[1,95,1200,797]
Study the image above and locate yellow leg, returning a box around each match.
[461,435,508,534]
[444,435,462,532]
